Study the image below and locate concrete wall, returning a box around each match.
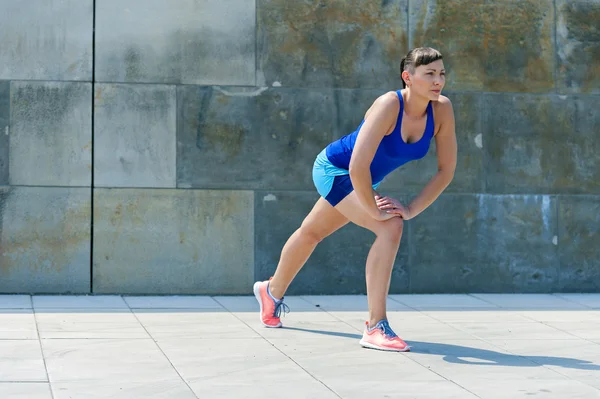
[0,0,598,294]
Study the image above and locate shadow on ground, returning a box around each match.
[282,326,600,371]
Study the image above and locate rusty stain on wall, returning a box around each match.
[0,188,90,278]
[197,122,246,159]
[92,189,253,294]
[412,0,554,92]
[557,0,600,93]
[259,0,407,87]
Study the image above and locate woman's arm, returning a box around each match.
[349,93,398,219]
[406,98,457,219]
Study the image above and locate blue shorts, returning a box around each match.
[312,149,380,207]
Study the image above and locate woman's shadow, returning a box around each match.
[283,327,600,371]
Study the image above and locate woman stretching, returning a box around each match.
[254,47,457,352]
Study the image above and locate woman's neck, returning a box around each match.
[402,89,429,119]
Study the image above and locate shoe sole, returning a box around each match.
[253,281,282,328]
[359,339,411,352]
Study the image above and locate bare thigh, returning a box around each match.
[334,191,402,234]
[300,197,350,241]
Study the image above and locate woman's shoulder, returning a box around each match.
[364,91,401,119]
[432,95,454,120]
[373,91,402,112]
[376,90,402,106]
[433,94,453,109]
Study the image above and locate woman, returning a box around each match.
[254,47,457,352]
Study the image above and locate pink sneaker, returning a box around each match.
[253,279,289,328]
[360,320,410,352]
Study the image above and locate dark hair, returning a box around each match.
[400,47,443,88]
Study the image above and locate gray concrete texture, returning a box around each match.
[0,81,8,185]
[95,0,256,85]
[0,0,598,294]
[0,0,93,81]
[93,84,176,188]
[9,81,92,187]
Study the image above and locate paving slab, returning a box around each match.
[0,310,38,340]
[406,339,565,381]
[517,310,600,322]
[449,321,579,341]
[268,337,472,399]
[389,294,498,309]
[0,340,47,382]
[0,295,31,309]
[1,294,598,398]
[123,296,223,309]
[133,309,260,339]
[248,319,362,342]
[42,338,197,399]
[459,379,600,399]
[471,294,586,309]
[302,295,410,311]
[35,309,148,339]
[155,337,340,398]
[32,295,127,309]
[555,293,600,308]
[0,383,52,399]
[421,310,534,324]
[493,339,600,391]
[539,322,600,340]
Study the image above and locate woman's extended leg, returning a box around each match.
[269,197,349,298]
[254,197,349,327]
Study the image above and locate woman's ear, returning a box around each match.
[401,70,410,87]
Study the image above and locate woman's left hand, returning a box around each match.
[375,195,413,220]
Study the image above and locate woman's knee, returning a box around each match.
[298,221,328,244]
[376,217,404,242]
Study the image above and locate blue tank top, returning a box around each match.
[325,90,435,185]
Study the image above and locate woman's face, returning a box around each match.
[404,60,446,101]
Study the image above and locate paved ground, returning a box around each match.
[1,293,600,398]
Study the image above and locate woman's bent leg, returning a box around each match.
[334,192,403,327]
[333,191,409,351]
